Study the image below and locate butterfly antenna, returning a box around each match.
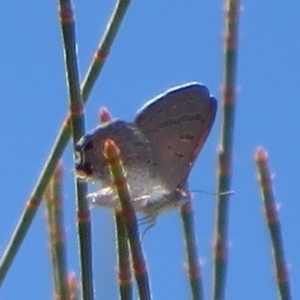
[219,190,234,196]
[190,189,234,197]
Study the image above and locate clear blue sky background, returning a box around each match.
[1,1,300,299]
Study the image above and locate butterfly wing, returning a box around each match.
[75,120,164,197]
[76,121,142,180]
[134,82,217,190]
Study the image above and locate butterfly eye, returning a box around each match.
[75,150,82,165]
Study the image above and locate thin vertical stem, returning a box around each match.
[104,139,151,300]
[58,1,94,299]
[255,147,292,300]
[68,272,79,300]
[45,161,70,300]
[99,108,133,300]
[180,200,204,300]
[212,1,240,299]
[115,211,133,300]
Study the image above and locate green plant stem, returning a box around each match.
[58,1,94,299]
[0,0,130,286]
[115,211,133,300]
[99,107,133,299]
[212,1,240,300]
[180,200,204,300]
[45,161,70,300]
[81,0,130,100]
[68,272,79,300]
[104,139,151,300]
[255,147,292,300]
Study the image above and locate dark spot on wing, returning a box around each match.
[180,134,194,141]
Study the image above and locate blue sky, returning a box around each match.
[1,1,300,299]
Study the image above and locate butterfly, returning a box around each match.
[75,82,217,221]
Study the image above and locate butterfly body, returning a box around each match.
[75,82,217,219]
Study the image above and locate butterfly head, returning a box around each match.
[75,132,109,182]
